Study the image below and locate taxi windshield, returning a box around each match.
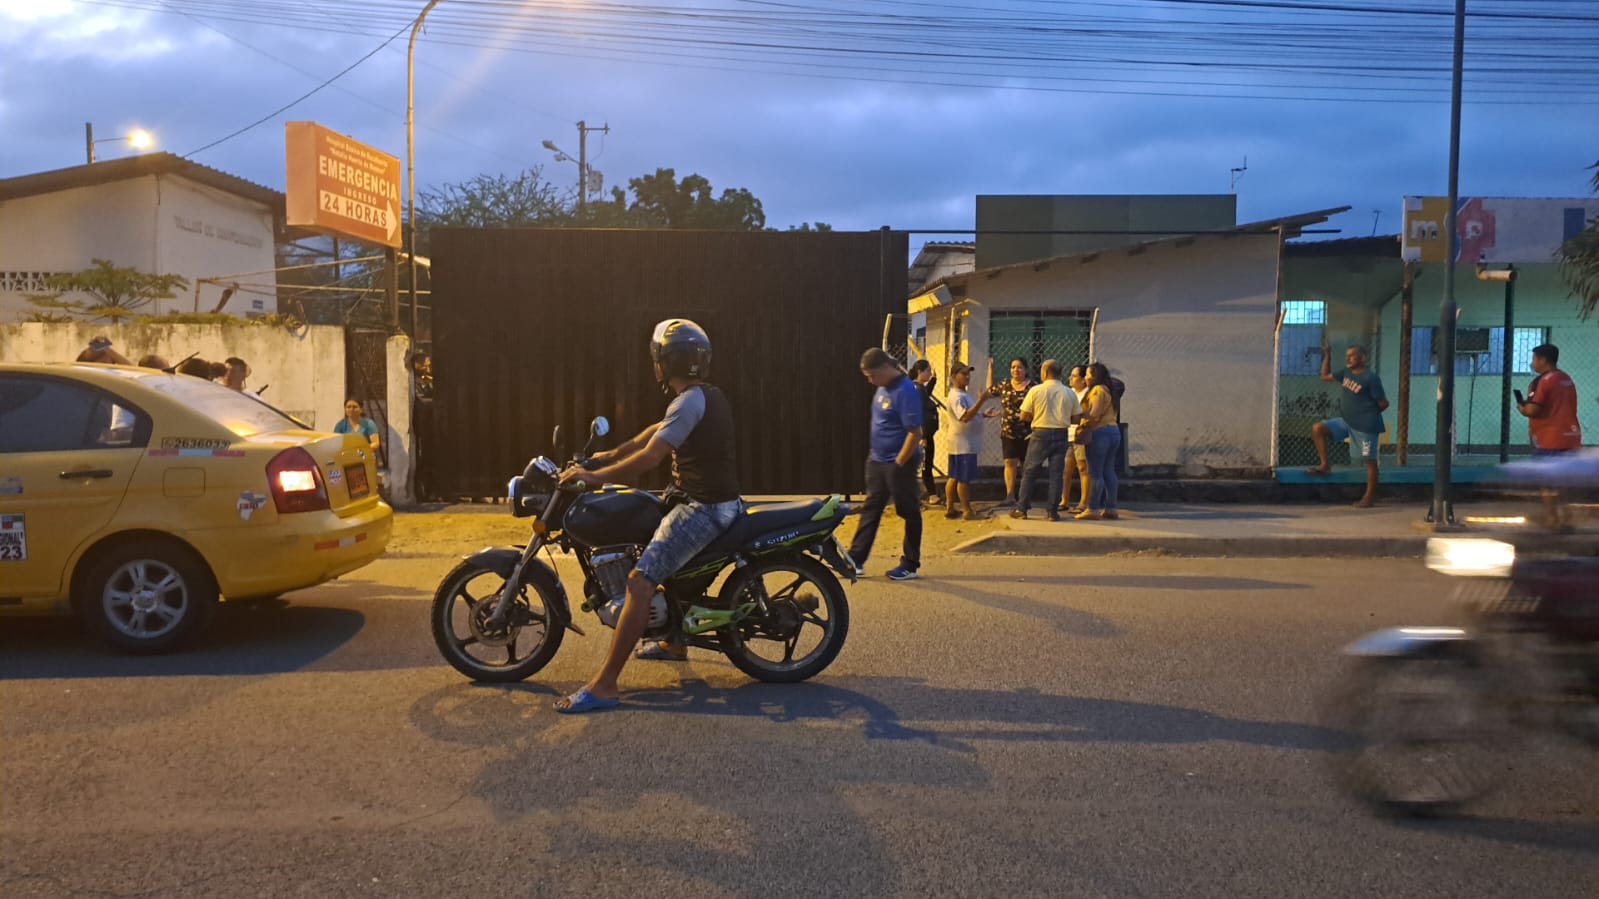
[99,368,310,437]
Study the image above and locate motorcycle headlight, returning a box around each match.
[1425,538,1515,578]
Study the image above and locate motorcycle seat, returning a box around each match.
[699,498,836,555]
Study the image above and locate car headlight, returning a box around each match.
[1425,538,1515,578]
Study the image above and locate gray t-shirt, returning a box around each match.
[656,385,706,447]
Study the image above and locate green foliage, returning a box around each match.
[1559,160,1599,318]
[784,222,834,232]
[416,166,784,234]
[29,260,189,322]
[21,294,82,323]
[131,311,258,326]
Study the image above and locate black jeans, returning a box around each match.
[920,434,938,495]
[849,455,922,572]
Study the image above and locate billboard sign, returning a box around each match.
[285,121,402,248]
[1401,195,1599,264]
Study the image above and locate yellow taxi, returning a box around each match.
[0,363,392,652]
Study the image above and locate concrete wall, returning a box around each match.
[1376,263,1597,450]
[0,321,344,429]
[0,174,276,322]
[950,233,1282,472]
[976,194,1237,268]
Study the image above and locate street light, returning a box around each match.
[541,138,582,209]
[85,122,154,164]
[406,0,441,338]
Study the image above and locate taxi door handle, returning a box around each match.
[60,469,114,480]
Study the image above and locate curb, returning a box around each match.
[952,533,1431,558]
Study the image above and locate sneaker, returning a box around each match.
[885,566,919,581]
[1047,511,1061,522]
[853,565,868,578]
[1009,508,1027,520]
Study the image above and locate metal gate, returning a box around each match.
[343,326,389,470]
[421,228,907,498]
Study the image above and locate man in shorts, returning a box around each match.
[942,362,998,519]
[1306,342,1388,508]
[555,319,741,713]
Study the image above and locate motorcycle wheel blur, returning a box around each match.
[718,556,849,684]
[1321,655,1508,816]
[431,558,565,683]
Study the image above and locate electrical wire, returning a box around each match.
[180,18,412,157]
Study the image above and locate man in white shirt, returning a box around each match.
[942,362,999,519]
[1010,359,1083,521]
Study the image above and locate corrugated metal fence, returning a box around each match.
[421,228,907,498]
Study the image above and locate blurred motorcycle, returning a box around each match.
[1324,534,1599,815]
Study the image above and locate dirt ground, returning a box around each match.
[387,498,1006,558]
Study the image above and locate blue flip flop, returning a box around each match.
[555,687,620,714]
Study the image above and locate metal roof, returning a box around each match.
[0,152,285,214]
[918,205,1352,297]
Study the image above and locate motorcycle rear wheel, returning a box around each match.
[1322,655,1507,816]
[431,558,565,683]
[717,556,849,683]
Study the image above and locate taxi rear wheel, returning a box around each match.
[77,539,218,654]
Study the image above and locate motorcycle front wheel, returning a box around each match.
[431,558,565,683]
[717,556,849,683]
[1322,654,1508,816]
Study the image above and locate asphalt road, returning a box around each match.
[4,537,1597,898]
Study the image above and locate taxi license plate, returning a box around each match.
[345,464,370,498]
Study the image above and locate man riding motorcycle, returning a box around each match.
[555,319,742,713]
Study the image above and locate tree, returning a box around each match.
[784,222,834,232]
[25,259,188,322]
[586,168,766,230]
[1559,160,1599,318]
[413,167,570,249]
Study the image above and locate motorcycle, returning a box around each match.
[1324,534,1599,815]
[431,417,858,684]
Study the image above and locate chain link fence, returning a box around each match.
[1277,296,1599,472]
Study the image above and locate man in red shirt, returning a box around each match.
[1517,343,1581,527]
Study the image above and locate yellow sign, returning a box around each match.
[285,121,401,248]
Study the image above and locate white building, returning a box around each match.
[0,153,284,322]
[909,207,1348,476]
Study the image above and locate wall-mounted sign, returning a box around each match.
[1401,196,1599,264]
[285,121,401,248]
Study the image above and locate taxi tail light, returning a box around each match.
[266,447,329,514]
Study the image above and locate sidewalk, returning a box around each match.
[952,499,1594,558]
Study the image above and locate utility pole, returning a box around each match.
[576,120,608,210]
[544,121,610,211]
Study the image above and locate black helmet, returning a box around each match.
[650,319,712,382]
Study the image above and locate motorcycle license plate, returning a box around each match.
[345,464,370,498]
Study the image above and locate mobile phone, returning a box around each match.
[1513,389,1526,405]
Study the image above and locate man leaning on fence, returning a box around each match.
[1306,340,1388,508]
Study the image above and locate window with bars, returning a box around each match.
[1409,326,1547,375]
[988,310,1094,381]
[1278,300,1326,375]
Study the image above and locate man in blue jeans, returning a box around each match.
[850,348,923,581]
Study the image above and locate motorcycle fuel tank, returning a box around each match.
[564,487,665,547]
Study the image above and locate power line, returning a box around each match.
[180,19,411,157]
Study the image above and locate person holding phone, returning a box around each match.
[1517,343,1581,529]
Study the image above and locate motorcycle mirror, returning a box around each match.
[552,425,565,458]
[591,416,610,438]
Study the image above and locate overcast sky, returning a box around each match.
[2,0,1595,250]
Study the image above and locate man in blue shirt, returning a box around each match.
[1306,341,1389,508]
[850,348,923,580]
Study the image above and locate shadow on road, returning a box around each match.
[935,573,1312,592]
[411,674,1348,757]
[0,582,428,679]
[1398,815,1599,856]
